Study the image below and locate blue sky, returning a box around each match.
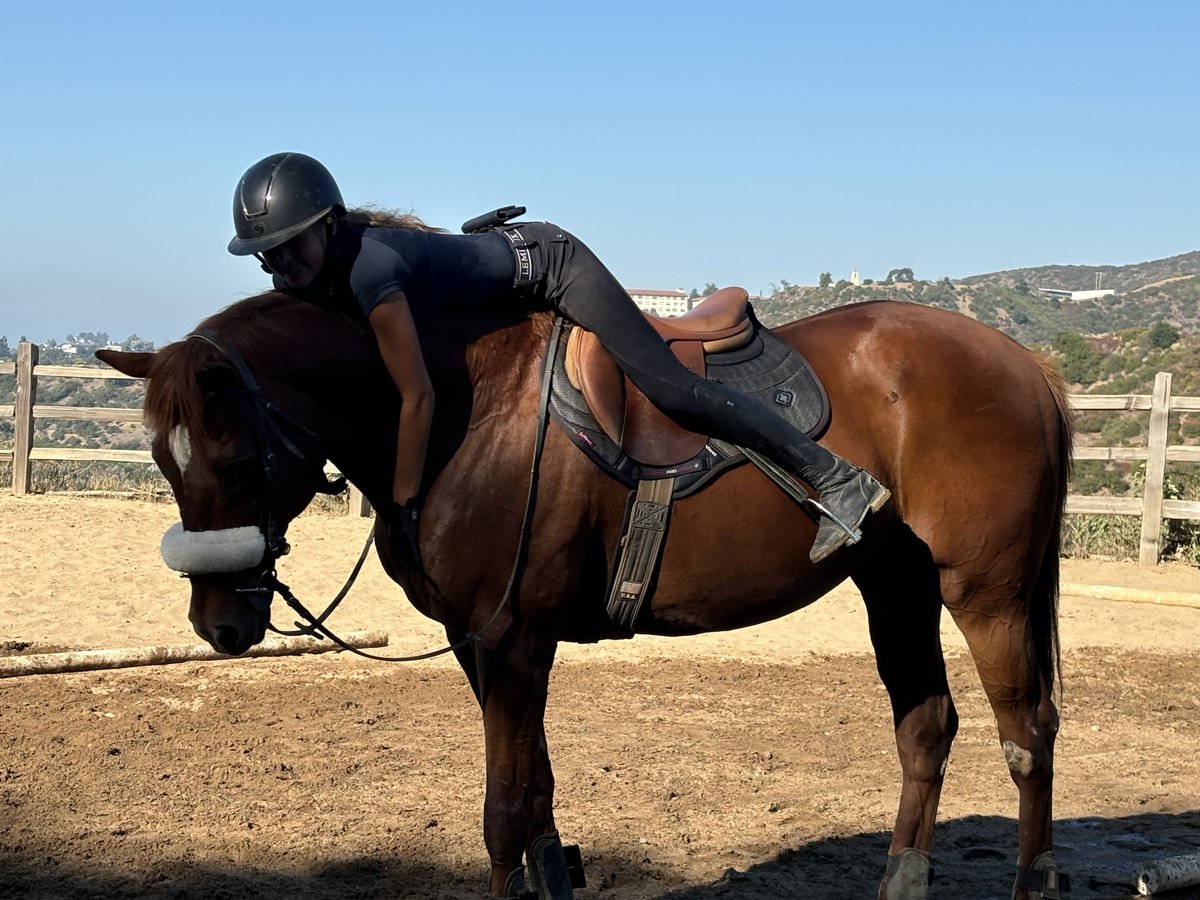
[2,2,1196,346]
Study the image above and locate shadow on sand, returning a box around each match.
[2,811,1198,899]
[663,810,1200,900]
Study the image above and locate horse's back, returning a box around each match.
[779,301,1068,575]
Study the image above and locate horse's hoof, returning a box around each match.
[488,865,527,899]
[880,848,933,900]
[1012,851,1070,899]
[526,831,582,899]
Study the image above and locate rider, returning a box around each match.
[227,152,890,565]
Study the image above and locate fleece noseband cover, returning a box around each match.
[159,522,267,575]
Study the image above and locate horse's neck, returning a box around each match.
[290,320,399,507]
[301,310,546,510]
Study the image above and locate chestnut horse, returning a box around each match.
[99,293,1072,900]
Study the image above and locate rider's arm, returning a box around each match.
[367,292,434,505]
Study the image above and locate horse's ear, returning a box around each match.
[196,364,240,395]
[96,349,154,378]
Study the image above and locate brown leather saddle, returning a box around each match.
[564,287,755,467]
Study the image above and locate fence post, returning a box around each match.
[347,484,372,517]
[1139,371,1172,567]
[12,341,39,494]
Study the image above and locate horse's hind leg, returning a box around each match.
[854,542,956,900]
[944,586,1063,900]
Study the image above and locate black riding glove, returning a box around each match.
[383,500,423,571]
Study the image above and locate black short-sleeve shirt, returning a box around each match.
[276,225,517,318]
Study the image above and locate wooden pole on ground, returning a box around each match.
[1135,850,1200,895]
[1060,582,1200,609]
[0,631,389,678]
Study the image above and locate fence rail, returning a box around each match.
[4,343,1199,564]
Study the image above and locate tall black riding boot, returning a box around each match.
[783,435,892,563]
[690,380,891,563]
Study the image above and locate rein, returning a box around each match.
[185,316,564,663]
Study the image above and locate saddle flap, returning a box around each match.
[568,325,711,467]
[565,288,757,468]
[620,343,708,466]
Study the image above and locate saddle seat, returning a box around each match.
[565,287,754,467]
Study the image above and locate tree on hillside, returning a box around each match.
[120,334,155,351]
[1051,331,1103,385]
[886,267,915,283]
[819,272,833,288]
[1148,322,1180,349]
[1015,277,1031,295]
[702,282,718,297]
[0,336,9,359]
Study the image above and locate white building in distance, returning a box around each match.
[1036,288,1116,302]
[627,288,690,317]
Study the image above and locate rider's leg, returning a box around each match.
[548,233,889,562]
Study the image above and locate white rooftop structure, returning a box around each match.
[1036,288,1115,301]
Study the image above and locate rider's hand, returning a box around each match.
[383,500,423,571]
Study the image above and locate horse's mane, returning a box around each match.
[143,292,321,438]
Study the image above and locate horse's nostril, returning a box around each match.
[213,625,247,655]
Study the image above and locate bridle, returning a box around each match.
[187,330,336,581]
[182,316,564,663]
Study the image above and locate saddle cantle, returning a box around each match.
[565,287,755,467]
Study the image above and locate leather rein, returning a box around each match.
[185,317,563,663]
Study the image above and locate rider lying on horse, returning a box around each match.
[226,152,890,564]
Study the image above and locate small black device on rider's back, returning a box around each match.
[461,205,527,234]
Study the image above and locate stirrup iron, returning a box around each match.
[804,497,863,544]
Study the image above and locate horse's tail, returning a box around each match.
[1031,354,1074,696]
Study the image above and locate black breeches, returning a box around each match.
[519,223,813,464]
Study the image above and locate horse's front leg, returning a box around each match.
[471,630,576,899]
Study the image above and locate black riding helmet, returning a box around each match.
[227,152,345,256]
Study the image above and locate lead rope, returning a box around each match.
[269,316,566,663]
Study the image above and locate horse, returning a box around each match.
[98,291,1073,900]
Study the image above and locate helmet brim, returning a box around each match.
[227,207,333,256]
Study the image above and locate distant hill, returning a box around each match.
[958,249,1200,294]
[753,249,1200,347]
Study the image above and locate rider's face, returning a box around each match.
[260,219,329,288]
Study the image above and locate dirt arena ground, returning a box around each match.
[1,495,1198,899]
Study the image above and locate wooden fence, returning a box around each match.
[4,343,1199,565]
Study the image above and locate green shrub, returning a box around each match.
[1070,460,1133,496]
[1148,322,1180,349]
[1098,415,1143,445]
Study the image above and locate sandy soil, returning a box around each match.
[1,494,1198,899]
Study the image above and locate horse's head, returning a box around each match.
[98,295,353,654]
